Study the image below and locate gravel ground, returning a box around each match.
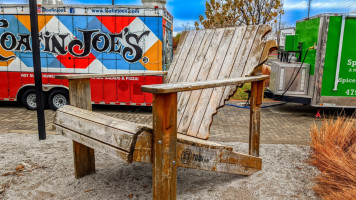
[0,133,319,200]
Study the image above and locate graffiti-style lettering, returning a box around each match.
[0,32,16,51]
[109,34,122,54]
[41,32,51,52]
[15,34,32,51]
[0,19,151,64]
[0,32,16,61]
[121,28,150,63]
[51,34,69,55]
[92,33,110,52]
[68,29,99,57]
[0,19,9,28]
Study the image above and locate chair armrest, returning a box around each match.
[55,71,168,80]
[141,75,269,94]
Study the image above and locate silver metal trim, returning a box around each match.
[333,14,346,91]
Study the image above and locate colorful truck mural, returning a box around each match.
[0,5,173,110]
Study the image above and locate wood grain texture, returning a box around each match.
[196,26,247,138]
[55,71,167,80]
[54,107,138,152]
[218,25,260,107]
[68,79,92,111]
[68,79,95,178]
[152,93,178,200]
[176,30,207,84]
[259,40,278,65]
[56,105,142,134]
[166,31,188,82]
[175,28,226,134]
[176,29,215,126]
[133,131,262,175]
[142,75,269,94]
[166,31,197,84]
[312,16,329,106]
[55,125,132,162]
[159,25,273,139]
[249,80,265,157]
[186,28,236,137]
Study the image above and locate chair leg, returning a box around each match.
[152,92,177,200]
[68,79,96,178]
[73,141,95,178]
[249,80,265,157]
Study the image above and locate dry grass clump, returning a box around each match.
[309,115,356,200]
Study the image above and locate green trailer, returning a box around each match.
[269,13,356,108]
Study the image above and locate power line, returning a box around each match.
[292,2,308,9]
[333,1,356,13]
[305,0,356,16]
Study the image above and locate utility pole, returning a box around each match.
[308,0,312,18]
[29,0,46,140]
[112,0,114,5]
[279,12,281,31]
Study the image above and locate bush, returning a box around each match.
[309,115,356,200]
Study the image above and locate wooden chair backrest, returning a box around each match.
[166,25,276,140]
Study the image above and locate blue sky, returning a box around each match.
[4,0,356,33]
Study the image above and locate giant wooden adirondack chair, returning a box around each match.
[54,25,276,199]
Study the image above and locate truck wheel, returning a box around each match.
[22,89,38,110]
[48,89,69,110]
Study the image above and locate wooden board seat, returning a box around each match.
[54,105,141,162]
[54,105,261,175]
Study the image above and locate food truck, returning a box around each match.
[0,4,173,110]
[269,13,356,108]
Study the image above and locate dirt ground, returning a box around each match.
[0,132,319,200]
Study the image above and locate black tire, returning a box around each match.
[48,89,69,110]
[22,89,38,110]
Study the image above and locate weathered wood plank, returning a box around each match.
[166,31,197,83]
[185,28,236,137]
[196,26,248,139]
[68,79,96,179]
[132,130,234,161]
[57,105,142,134]
[54,111,137,152]
[69,79,92,111]
[312,16,329,106]
[241,25,272,77]
[55,125,132,162]
[177,144,261,175]
[250,40,278,76]
[174,30,207,105]
[133,131,262,175]
[141,75,269,94]
[55,71,167,80]
[176,30,207,83]
[72,140,95,179]
[177,134,233,151]
[173,29,225,135]
[176,29,215,125]
[249,80,265,157]
[133,131,153,163]
[165,31,188,83]
[218,25,264,107]
[152,92,177,200]
[259,40,278,65]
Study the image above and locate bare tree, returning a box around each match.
[195,0,284,29]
